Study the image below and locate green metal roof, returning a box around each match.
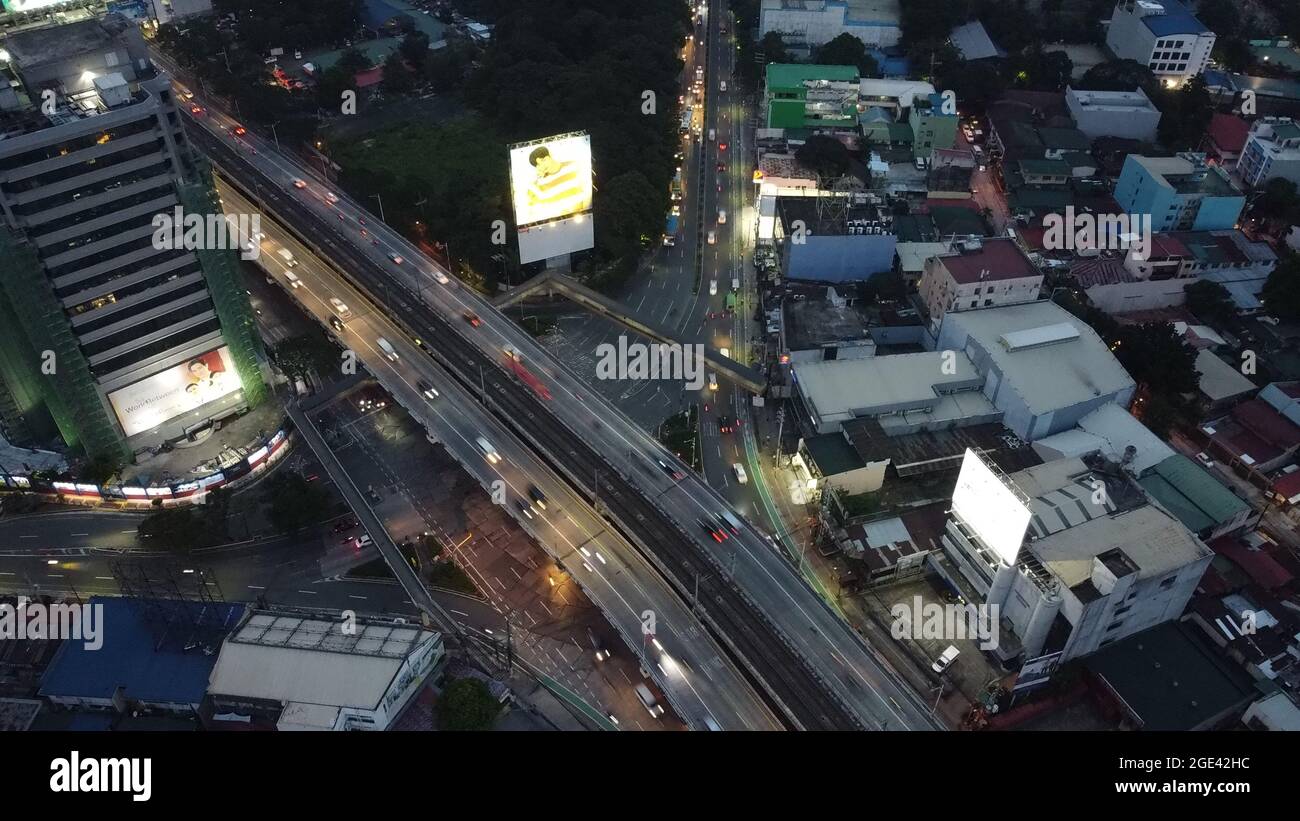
[1084,621,1257,731]
[804,433,866,476]
[765,63,859,89]
[1036,127,1092,151]
[1140,453,1249,532]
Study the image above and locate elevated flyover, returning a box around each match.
[494,270,767,394]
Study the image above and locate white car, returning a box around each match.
[325,192,339,204]
[291,178,307,190]
[433,270,450,285]
[476,436,501,464]
[387,252,403,265]
[709,280,718,295]
[283,271,301,289]
[707,230,716,245]
[733,463,747,484]
[718,209,726,224]
[376,337,399,362]
[708,372,718,391]
[719,80,727,92]
[1195,452,1215,469]
[932,645,960,674]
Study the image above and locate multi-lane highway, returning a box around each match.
[210,177,780,731]
[159,6,941,728]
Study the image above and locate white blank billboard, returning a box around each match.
[517,212,595,265]
[952,449,1031,566]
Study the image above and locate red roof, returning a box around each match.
[1208,535,1294,591]
[1206,113,1251,155]
[355,66,384,88]
[1232,398,1300,450]
[1148,233,1190,259]
[1272,470,1300,503]
[937,237,1039,283]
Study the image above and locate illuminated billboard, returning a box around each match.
[108,347,243,438]
[509,132,595,264]
[2,0,69,11]
[951,449,1031,567]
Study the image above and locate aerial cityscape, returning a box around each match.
[0,0,1297,770]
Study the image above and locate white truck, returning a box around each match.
[277,247,297,267]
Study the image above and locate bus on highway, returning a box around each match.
[670,168,683,201]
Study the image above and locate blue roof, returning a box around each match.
[1141,1,1209,37]
[39,597,244,705]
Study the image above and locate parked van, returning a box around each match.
[277,248,297,267]
[634,683,665,718]
[376,337,399,361]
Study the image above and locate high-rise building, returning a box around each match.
[0,14,265,463]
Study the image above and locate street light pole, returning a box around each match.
[370,194,385,223]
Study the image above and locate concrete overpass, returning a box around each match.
[494,270,768,394]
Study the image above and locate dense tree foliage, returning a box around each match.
[438,678,502,730]
[1263,253,1300,321]
[1184,280,1236,327]
[814,33,879,76]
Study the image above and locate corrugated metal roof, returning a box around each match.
[1144,453,1249,525]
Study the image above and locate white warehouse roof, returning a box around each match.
[207,612,439,711]
[793,350,983,428]
[942,302,1135,416]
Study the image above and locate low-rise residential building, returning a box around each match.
[857,78,936,118]
[1201,112,1251,165]
[1203,69,1300,117]
[1065,86,1161,142]
[908,92,959,161]
[1193,349,1257,413]
[1113,153,1245,232]
[918,238,1043,331]
[759,0,902,54]
[1237,117,1300,189]
[948,20,1004,62]
[764,63,861,131]
[1138,453,1257,540]
[1201,388,1300,477]
[1105,0,1215,85]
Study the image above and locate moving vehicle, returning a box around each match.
[1196,452,1215,468]
[664,212,679,245]
[291,178,307,189]
[731,276,740,291]
[387,252,403,265]
[932,645,960,674]
[376,337,399,361]
[433,269,450,285]
[325,191,339,203]
[418,380,439,400]
[463,310,482,327]
[702,715,723,731]
[329,315,345,333]
[656,459,685,481]
[233,125,246,136]
[513,499,534,520]
[698,517,728,542]
[476,436,501,464]
[718,209,726,224]
[509,356,553,401]
[707,230,716,245]
[709,280,718,296]
[718,141,727,151]
[283,271,301,288]
[277,248,297,267]
[708,372,718,391]
[719,80,726,92]
[719,414,733,433]
[503,345,522,362]
[708,127,715,141]
[635,683,665,718]
[733,463,748,484]
[528,485,548,510]
[719,510,743,534]
[354,534,374,550]
[328,298,352,320]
